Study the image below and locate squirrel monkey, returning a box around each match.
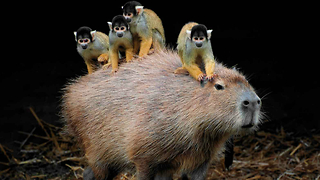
[107,15,134,73]
[122,1,165,57]
[74,26,109,74]
[175,22,216,82]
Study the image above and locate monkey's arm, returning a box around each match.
[204,57,216,80]
[109,48,119,73]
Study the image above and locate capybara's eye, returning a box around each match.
[215,84,224,90]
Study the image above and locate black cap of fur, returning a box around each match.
[112,15,129,30]
[191,24,208,39]
[122,1,142,15]
[76,26,93,41]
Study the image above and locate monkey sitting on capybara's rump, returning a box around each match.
[61,50,262,180]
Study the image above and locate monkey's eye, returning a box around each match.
[120,26,126,31]
[214,84,225,90]
[199,37,204,41]
[193,37,199,41]
[114,27,120,31]
[78,38,90,44]
[127,13,133,17]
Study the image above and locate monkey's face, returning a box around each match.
[77,38,91,49]
[110,15,130,38]
[122,1,143,24]
[114,26,128,38]
[192,35,206,48]
[123,12,134,23]
[191,29,208,48]
[188,24,213,48]
[74,26,95,50]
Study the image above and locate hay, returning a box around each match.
[0,107,319,179]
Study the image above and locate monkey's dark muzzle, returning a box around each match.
[81,44,88,49]
[195,42,203,48]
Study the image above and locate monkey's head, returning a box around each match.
[74,26,96,50]
[122,1,143,23]
[186,24,212,48]
[108,15,130,38]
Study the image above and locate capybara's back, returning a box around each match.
[61,49,262,180]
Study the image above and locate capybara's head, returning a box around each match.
[198,65,262,135]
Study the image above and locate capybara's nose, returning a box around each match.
[241,91,261,110]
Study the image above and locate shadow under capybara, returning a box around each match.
[61,49,262,180]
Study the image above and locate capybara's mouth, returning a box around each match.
[241,123,254,128]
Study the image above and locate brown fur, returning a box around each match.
[61,49,261,179]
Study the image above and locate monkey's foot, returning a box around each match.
[98,54,109,63]
[206,74,218,81]
[174,67,189,75]
[148,48,155,55]
[197,73,206,81]
[102,63,111,70]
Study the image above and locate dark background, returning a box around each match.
[1,2,317,152]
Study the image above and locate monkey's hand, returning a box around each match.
[111,68,118,75]
[197,73,206,81]
[206,73,218,81]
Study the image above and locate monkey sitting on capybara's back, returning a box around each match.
[61,49,262,180]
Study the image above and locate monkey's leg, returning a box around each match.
[125,47,134,62]
[204,60,216,81]
[110,49,119,73]
[174,66,189,75]
[139,37,153,57]
[97,53,109,64]
[184,64,206,81]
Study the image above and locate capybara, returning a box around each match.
[61,49,262,180]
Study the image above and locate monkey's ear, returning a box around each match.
[207,30,213,39]
[186,30,191,39]
[91,30,96,41]
[74,32,77,41]
[135,6,144,15]
[107,22,113,31]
